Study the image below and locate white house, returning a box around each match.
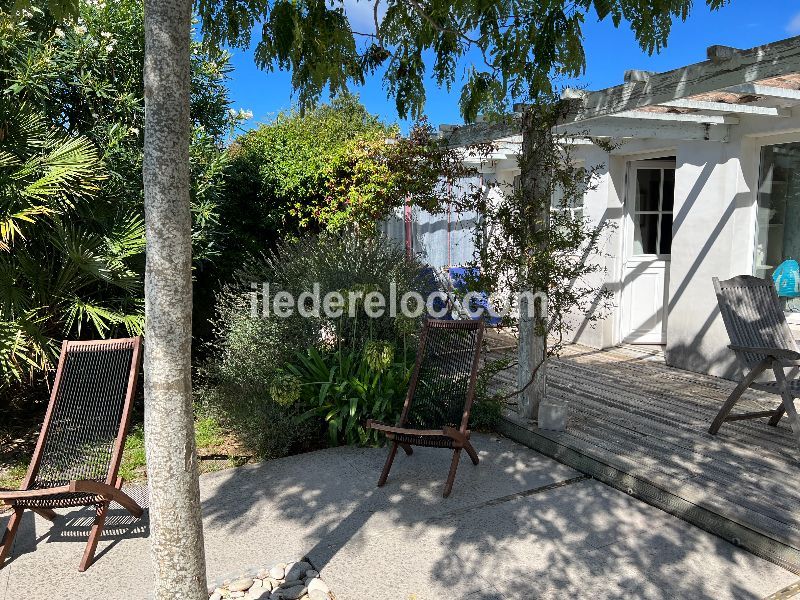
[390,35,800,379]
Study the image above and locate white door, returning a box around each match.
[622,161,675,344]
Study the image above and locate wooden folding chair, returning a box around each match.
[709,276,800,447]
[367,319,485,497]
[0,337,144,572]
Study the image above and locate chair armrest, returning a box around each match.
[729,345,800,361]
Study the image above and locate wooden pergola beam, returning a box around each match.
[566,35,800,123]
[725,83,800,102]
[441,117,522,149]
[555,119,731,142]
[659,99,791,117]
[613,110,740,125]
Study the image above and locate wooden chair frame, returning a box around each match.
[709,277,800,447]
[0,337,144,572]
[367,319,485,497]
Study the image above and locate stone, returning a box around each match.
[230,593,245,599]
[308,591,328,600]
[247,587,272,600]
[209,593,222,600]
[284,561,311,582]
[266,578,279,590]
[257,569,269,579]
[269,566,285,580]
[279,580,304,589]
[304,570,318,579]
[230,578,255,592]
[306,579,329,596]
[281,585,307,600]
[251,579,264,589]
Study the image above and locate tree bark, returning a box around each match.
[517,107,550,420]
[143,1,207,598]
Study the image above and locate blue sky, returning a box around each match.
[225,1,800,131]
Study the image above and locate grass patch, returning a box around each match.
[117,415,234,483]
[0,415,238,490]
[0,463,27,490]
[118,425,147,483]
[195,415,225,449]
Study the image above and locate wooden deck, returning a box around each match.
[487,342,800,573]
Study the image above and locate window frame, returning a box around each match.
[626,161,676,260]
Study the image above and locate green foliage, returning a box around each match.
[449,99,615,397]
[202,230,435,456]
[0,0,238,394]
[0,102,138,383]
[198,0,729,121]
[288,345,411,446]
[470,356,510,430]
[220,95,465,276]
[117,416,227,484]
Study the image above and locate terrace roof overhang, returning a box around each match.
[442,35,800,155]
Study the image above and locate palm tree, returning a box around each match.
[0,101,144,389]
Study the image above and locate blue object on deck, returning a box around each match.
[448,267,501,325]
[773,259,800,298]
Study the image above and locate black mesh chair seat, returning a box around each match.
[8,491,103,509]
[368,319,485,497]
[0,337,144,572]
[392,433,455,449]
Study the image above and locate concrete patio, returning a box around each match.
[1,433,797,600]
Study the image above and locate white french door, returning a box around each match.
[621,160,675,344]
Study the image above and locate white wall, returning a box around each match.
[452,110,800,378]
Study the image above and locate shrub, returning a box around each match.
[288,345,412,446]
[202,230,436,457]
[0,1,238,402]
[470,357,511,430]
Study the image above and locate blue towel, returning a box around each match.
[773,259,800,298]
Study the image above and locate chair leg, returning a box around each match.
[773,364,800,449]
[443,448,462,498]
[378,442,399,487]
[79,502,109,572]
[399,443,413,456]
[709,359,769,435]
[463,441,480,466]
[0,508,23,569]
[768,404,786,427]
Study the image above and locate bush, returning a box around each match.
[201,230,436,457]
[288,345,412,446]
[470,357,511,430]
[0,1,238,399]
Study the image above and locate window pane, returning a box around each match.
[755,143,800,277]
[633,214,659,255]
[636,169,661,212]
[659,214,673,255]
[662,169,675,212]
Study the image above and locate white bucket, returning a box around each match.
[538,400,568,432]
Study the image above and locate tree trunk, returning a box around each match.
[517,107,550,420]
[143,1,207,598]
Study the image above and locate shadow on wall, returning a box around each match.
[662,154,747,379]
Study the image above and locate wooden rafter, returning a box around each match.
[659,99,790,117]
[566,35,800,123]
[613,110,740,125]
[441,35,800,147]
[725,83,800,102]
